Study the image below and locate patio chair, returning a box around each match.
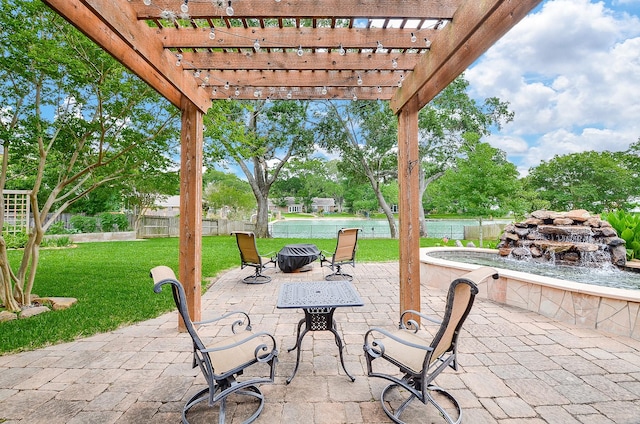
[150,266,278,424]
[319,227,360,281]
[231,231,276,284]
[363,267,499,424]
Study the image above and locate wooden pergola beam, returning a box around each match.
[213,86,397,101]
[43,0,211,112]
[133,0,461,20]
[159,27,437,50]
[179,52,421,72]
[391,0,542,113]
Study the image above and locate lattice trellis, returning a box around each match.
[2,190,31,234]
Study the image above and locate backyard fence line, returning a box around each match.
[136,216,255,238]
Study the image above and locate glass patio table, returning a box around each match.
[277,280,364,384]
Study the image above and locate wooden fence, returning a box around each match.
[136,216,255,238]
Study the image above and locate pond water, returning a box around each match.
[427,250,640,291]
[270,218,489,239]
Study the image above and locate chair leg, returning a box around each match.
[182,385,266,424]
[242,267,271,284]
[324,264,353,281]
[379,382,462,424]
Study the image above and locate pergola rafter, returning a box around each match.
[41,0,542,327]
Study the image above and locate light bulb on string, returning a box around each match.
[234,87,240,96]
[226,1,234,16]
[411,32,417,43]
[297,46,303,56]
[180,0,188,14]
[224,81,230,90]
[357,74,363,85]
[209,28,215,40]
[287,91,292,99]
[212,88,217,96]
[376,41,384,53]
[175,53,183,66]
[253,40,260,52]
[194,70,201,78]
[353,93,358,101]
[143,0,151,5]
[425,38,432,48]
[391,58,398,69]
[338,44,345,56]
[377,86,382,93]
[321,86,327,95]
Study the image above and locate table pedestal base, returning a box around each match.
[286,307,355,384]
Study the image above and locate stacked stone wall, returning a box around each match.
[497,209,626,266]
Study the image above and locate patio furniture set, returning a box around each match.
[151,244,499,424]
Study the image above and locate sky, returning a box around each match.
[465,0,640,176]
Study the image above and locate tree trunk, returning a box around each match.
[371,180,397,238]
[254,193,270,238]
[478,216,484,247]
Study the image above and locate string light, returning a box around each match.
[297,45,303,56]
[180,0,188,14]
[287,91,292,99]
[410,32,417,43]
[338,44,346,56]
[143,0,151,5]
[425,38,432,48]
[253,39,261,52]
[391,58,398,69]
[212,88,217,96]
[194,70,201,78]
[353,93,358,101]
[376,41,384,53]
[357,74,363,85]
[209,28,215,40]
[175,53,183,66]
[377,86,382,93]
[235,87,240,96]
[226,0,234,16]
[224,81,230,90]
[321,86,327,95]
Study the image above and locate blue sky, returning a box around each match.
[466,0,640,176]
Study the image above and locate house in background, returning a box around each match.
[146,195,181,217]
[268,197,336,214]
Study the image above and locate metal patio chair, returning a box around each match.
[150,266,278,424]
[319,227,360,281]
[232,231,276,284]
[363,267,499,424]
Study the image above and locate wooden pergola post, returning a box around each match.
[178,96,203,329]
[397,97,421,324]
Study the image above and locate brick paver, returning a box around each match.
[1,261,640,423]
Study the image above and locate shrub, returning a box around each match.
[41,236,72,248]
[98,213,129,232]
[46,221,70,235]
[602,210,640,260]
[70,215,98,233]
[3,229,28,249]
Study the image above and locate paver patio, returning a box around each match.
[1,261,640,423]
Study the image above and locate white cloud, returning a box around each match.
[467,0,640,172]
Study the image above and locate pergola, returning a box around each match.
[42,0,541,326]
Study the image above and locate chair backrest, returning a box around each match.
[150,266,207,353]
[428,277,479,362]
[333,228,359,263]
[233,231,261,265]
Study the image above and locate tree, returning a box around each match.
[525,150,636,213]
[316,100,400,237]
[204,100,315,237]
[428,135,521,246]
[418,76,514,235]
[0,1,180,311]
[203,170,255,219]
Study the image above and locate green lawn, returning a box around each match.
[0,235,461,355]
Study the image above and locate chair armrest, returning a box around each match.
[364,326,433,358]
[399,309,442,331]
[201,331,278,362]
[194,310,252,333]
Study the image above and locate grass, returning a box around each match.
[0,235,469,355]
